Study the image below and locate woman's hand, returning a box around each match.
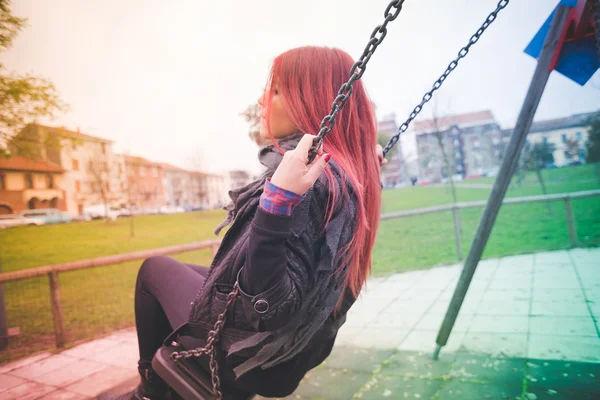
[376,144,388,167]
[270,134,331,196]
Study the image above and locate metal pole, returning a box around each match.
[452,207,463,261]
[564,197,578,247]
[433,5,572,360]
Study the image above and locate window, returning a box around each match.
[25,174,33,189]
[561,134,567,143]
[576,131,582,141]
[0,174,5,190]
[543,137,548,145]
[47,174,54,189]
[72,159,79,170]
[75,180,81,193]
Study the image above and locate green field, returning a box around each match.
[1,164,599,363]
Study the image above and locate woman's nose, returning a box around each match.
[257,94,263,106]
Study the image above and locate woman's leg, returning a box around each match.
[101,256,209,400]
[135,256,208,366]
[184,263,210,279]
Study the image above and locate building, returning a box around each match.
[161,163,191,207]
[188,171,230,209]
[228,170,252,189]
[0,156,66,215]
[12,124,128,216]
[124,155,167,211]
[378,114,408,188]
[414,110,503,182]
[502,111,595,167]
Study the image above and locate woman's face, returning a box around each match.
[258,79,299,140]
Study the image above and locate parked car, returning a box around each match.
[0,214,45,229]
[158,205,186,214]
[82,204,129,221]
[20,208,72,225]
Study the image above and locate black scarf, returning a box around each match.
[214,132,305,236]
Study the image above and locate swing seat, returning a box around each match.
[152,333,256,400]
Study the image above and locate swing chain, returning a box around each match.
[308,0,406,162]
[170,282,240,400]
[382,0,509,157]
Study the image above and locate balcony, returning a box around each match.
[22,188,64,202]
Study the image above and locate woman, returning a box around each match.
[102,46,383,400]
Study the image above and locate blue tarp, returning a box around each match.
[524,0,599,86]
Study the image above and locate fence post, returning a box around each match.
[452,207,463,261]
[564,197,578,247]
[0,255,8,350]
[48,271,66,348]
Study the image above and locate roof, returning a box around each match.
[413,110,495,133]
[31,124,113,144]
[0,156,64,173]
[159,162,187,172]
[527,111,596,134]
[124,155,162,167]
[500,111,597,137]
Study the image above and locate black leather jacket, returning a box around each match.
[188,156,357,397]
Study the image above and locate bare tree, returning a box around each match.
[241,103,270,147]
[430,102,458,204]
[87,157,112,223]
[565,136,580,163]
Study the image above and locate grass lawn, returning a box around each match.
[0,164,599,363]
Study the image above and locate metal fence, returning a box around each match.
[0,240,220,361]
[380,189,600,262]
[0,189,598,360]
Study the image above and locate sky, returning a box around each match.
[5,0,600,175]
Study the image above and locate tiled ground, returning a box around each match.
[1,248,598,399]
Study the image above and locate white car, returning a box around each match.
[0,214,45,229]
[82,205,125,221]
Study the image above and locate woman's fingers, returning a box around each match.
[305,153,331,183]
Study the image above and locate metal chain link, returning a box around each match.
[170,282,240,400]
[307,0,406,163]
[382,0,509,157]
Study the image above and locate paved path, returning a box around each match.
[0,248,598,399]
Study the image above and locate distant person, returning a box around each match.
[102,46,386,400]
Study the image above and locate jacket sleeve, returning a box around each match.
[237,192,324,332]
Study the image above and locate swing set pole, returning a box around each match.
[433,4,572,360]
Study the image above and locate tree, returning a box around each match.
[585,111,600,180]
[377,132,392,167]
[0,1,66,157]
[429,102,458,204]
[565,136,580,162]
[520,140,556,214]
[241,103,270,147]
[87,158,112,223]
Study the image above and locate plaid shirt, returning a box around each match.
[259,178,304,216]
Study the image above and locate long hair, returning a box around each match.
[262,46,381,298]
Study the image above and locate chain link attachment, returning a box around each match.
[170,282,240,400]
[307,0,406,163]
[382,0,509,157]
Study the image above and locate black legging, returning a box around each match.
[134,255,208,369]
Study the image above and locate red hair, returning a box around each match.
[262,46,381,298]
